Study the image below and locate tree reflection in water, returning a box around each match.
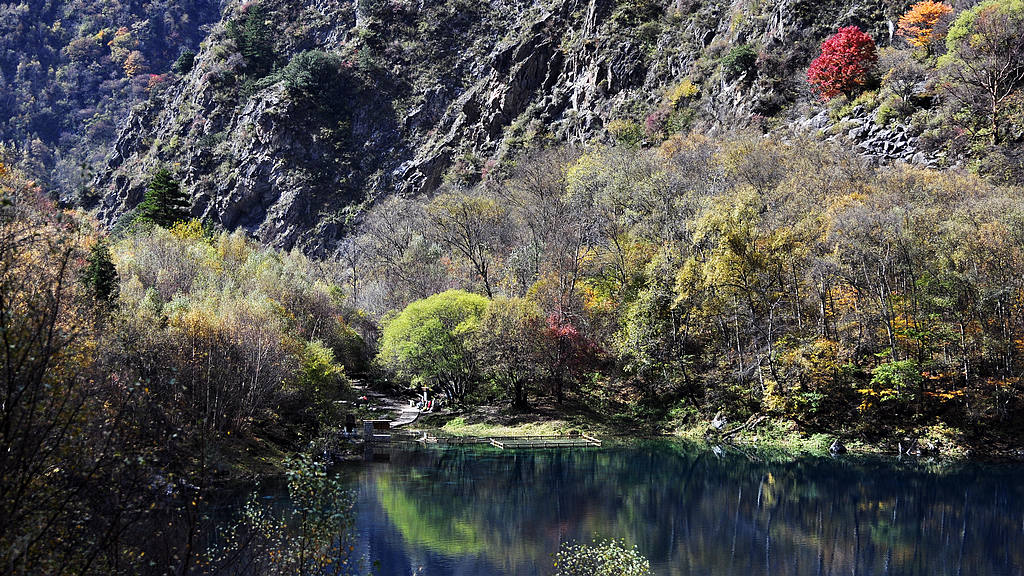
[346,441,1024,576]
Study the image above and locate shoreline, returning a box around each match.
[407,410,1024,465]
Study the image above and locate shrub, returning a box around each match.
[807,26,878,100]
[276,50,348,98]
[644,106,672,137]
[858,360,923,416]
[666,79,699,105]
[610,0,662,28]
[722,44,758,81]
[205,455,357,573]
[606,119,645,145]
[172,49,197,75]
[554,539,652,576]
[875,94,907,126]
[299,340,348,424]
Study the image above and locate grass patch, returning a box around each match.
[673,417,868,456]
[440,417,576,438]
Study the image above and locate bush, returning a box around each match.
[875,94,908,126]
[205,455,357,573]
[113,226,353,433]
[859,360,923,417]
[297,340,348,425]
[722,44,758,81]
[276,50,348,98]
[554,539,652,576]
[172,49,197,75]
[607,119,645,145]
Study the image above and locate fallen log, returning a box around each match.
[720,414,767,439]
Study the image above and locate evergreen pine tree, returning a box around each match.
[136,168,190,227]
[81,240,119,307]
[228,4,274,77]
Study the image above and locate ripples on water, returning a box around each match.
[340,440,1024,576]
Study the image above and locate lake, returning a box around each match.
[338,440,1024,576]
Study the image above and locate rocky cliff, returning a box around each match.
[94,0,912,253]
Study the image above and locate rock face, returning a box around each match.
[94,0,904,253]
[823,105,940,167]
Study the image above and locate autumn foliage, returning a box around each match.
[898,1,954,49]
[806,26,878,100]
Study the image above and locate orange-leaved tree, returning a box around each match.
[898,1,954,53]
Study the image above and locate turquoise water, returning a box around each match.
[343,440,1024,576]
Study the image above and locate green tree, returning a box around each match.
[81,239,119,307]
[427,190,513,298]
[135,168,190,227]
[377,290,489,402]
[617,256,697,399]
[473,297,547,409]
[172,49,196,75]
[299,340,347,425]
[228,2,275,77]
[943,0,1024,144]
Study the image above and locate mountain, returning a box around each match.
[0,0,221,196]
[90,0,912,253]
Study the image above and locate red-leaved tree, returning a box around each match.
[544,314,599,403]
[807,26,878,100]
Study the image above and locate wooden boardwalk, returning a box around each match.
[489,434,601,449]
[412,433,601,449]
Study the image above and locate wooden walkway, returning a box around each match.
[412,433,602,449]
[489,434,601,449]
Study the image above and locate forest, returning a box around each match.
[4,0,1024,573]
[6,127,1024,572]
[0,0,218,196]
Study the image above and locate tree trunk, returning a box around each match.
[991,92,1000,145]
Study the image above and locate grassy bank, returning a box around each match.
[414,406,1001,462]
[438,416,577,438]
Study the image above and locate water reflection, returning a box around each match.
[345,441,1024,576]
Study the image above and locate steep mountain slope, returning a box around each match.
[0,0,222,195]
[93,0,909,253]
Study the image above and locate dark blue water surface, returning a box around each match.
[340,440,1024,576]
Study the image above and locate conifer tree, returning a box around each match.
[229,3,274,76]
[81,240,119,307]
[136,168,189,227]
